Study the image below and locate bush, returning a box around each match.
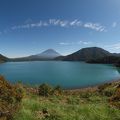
[98,83,112,93]
[110,95,120,102]
[0,76,24,119]
[15,86,24,102]
[38,84,63,97]
[67,97,80,105]
[38,84,52,97]
[109,87,120,109]
[103,87,116,97]
[52,85,63,96]
[42,109,62,120]
[80,92,92,99]
[43,113,61,120]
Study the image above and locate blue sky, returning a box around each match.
[0,0,120,58]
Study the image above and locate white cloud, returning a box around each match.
[104,42,120,50]
[59,40,92,46]
[11,24,30,30]
[60,21,69,27]
[59,42,74,45]
[84,23,106,32]
[11,21,49,30]
[30,21,43,28]
[70,19,82,27]
[70,19,78,26]
[78,41,92,45]
[11,19,107,32]
[112,22,117,28]
[49,19,82,27]
[49,19,60,25]
[48,19,69,27]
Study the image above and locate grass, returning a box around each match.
[1,78,120,120]
[13,91,120,120]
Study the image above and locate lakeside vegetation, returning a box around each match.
[0,76,120,120]
[0,76,23,120]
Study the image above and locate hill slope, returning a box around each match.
[0,54,9,63]
[56,47,111,61]
[87,56,120,64]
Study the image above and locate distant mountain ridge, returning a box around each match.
[1,47,120,63]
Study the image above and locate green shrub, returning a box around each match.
[103,87,116,97]
[0,76,24,119]
[98,83,112,93]
[80,92,92,99]
[42,110,62,120]
[109,88,120,109]
[43,114,61,120]
[15,87,24,102]
[67,97,80,105]
[38,84,63,97]
[38,83,52,97]
[52,85,63,95]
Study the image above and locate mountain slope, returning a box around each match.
[0,54,9,63]
[56,47,111,61]
[11,47,120,62]
[36,49,61,59]
[12,49,61,61]
[87,56,120,64]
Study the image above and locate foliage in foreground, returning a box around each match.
[13,82,120,120]
[0,76,120,120]
[98,81,120,109]
[0,76,24,120]
[38,84,62,97]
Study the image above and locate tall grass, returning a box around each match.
[13,93,120,120]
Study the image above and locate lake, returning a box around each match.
[0,61,120,89]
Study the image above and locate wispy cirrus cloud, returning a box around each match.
[11,21,49,30]
[11,24,30,30]
[49,19,83,27]
[11,19,106,32]
[84,23,106,32]
[70,19,82,26]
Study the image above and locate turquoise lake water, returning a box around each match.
[0,61,120,89]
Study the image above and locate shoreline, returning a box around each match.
[63,78,120,91]
[23,78,120,93]
[66,78,120,91]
